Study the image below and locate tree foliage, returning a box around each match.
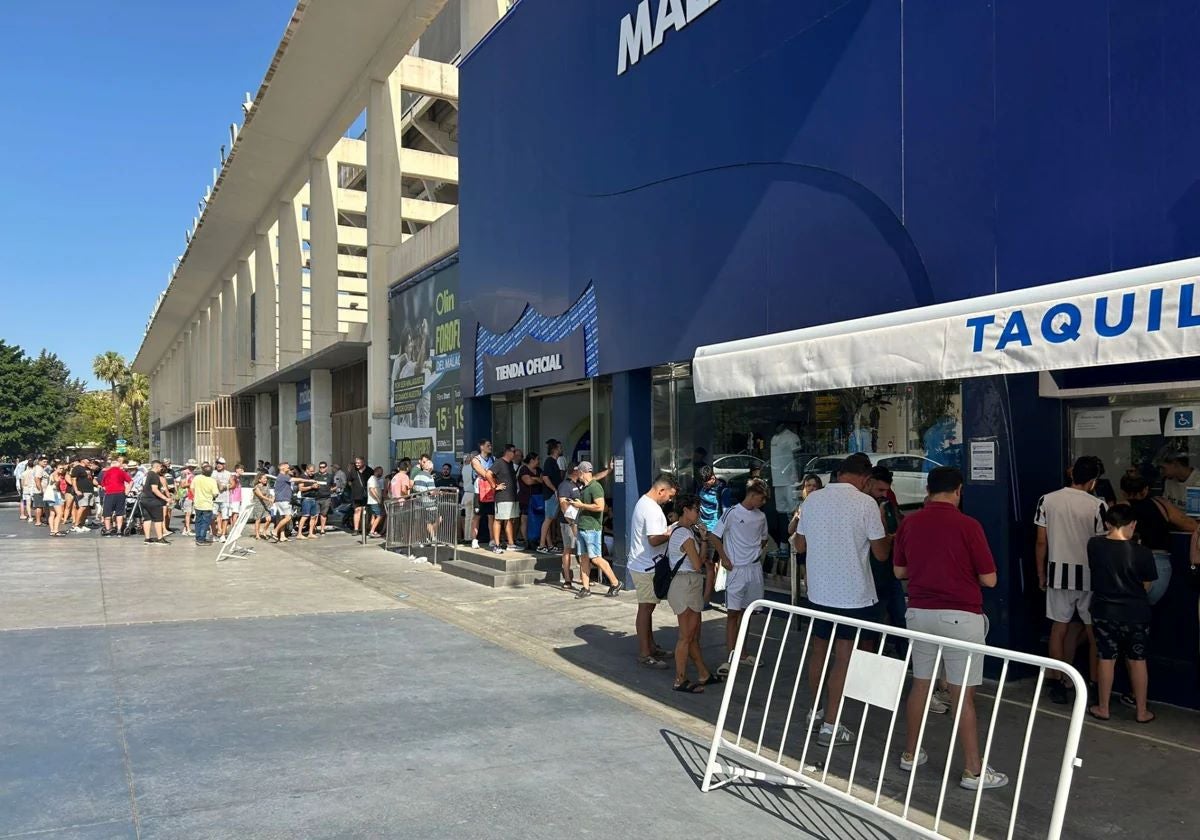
[0,341,85,457]
[56,390,133,453]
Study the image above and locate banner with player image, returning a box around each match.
[388,259,463,470]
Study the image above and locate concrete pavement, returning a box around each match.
[0,510,916,839]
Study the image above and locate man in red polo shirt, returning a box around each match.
[100,456,133,536]
[893,466,1007,792]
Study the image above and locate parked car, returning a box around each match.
[802,453,941,508]
[711,454,766,483]
[0,463,16,497]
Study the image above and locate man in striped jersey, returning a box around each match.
[1035,456,1107,704]
[413,455,440,547]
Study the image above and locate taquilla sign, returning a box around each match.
[692,259,1200,402]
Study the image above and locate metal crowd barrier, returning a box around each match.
[383,489,460,564]
[702,600,1087,840]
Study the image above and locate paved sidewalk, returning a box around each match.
[279,531,1200,840]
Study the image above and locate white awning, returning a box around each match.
[693,257,1200,403]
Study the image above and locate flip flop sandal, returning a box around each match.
[716,663,730,677]
[1136,712,1156,724]
[673,681,704,694]
[698,674,723,686]
[1087,708,1110,722]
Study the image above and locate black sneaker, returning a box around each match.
[156,538,171,546]
[605,581,624,597]
[144,538,156,545]
[575,587,593,600]
[1048,680,1073,705]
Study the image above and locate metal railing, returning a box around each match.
[383,489,460,564]
[702,600,1087,840]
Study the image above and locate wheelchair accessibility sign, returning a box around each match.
[1167,406,1200,436]
[1176,411,1194,430]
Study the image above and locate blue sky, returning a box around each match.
[0,0,297,387]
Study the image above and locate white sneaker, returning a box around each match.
[218,536,226,543]
[899,749,928,771]
[931,687,951,714]
[817,723,856,748]
[805,707,825,729]
[960,766,1009,790]
[471,539,480,549]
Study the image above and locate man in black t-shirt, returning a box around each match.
[349,456,372,532]
[139,461,170,545]
[71,460,96,532]
[490,444,519,553]
[538,439,564,553]
[313,461,334,535]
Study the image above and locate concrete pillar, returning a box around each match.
[255,392,273,467]
[236,259,253,383]
[278,196,304,368]
[367,68,405,468]
[254,228,278,376]
[309,368,333,465]
[221,277,237,392]
[207,299,221,400]
[184,326,195,410]
[309,156,340,351]
[461,0,509,53]
[611,368,652,579]
[278,382,298,465]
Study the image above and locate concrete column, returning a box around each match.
[278,196,304,368]
[461,0,509,53]
[367,68,405,468]
[278,382,298,464]
[236,259,253,383]
[255,392,273,467]
[207,300,221,400]
[309,368,333,465]
[254,228,278,375]
[611,368,652,579]
[308,156,340,351]
[184,326,195,410]
[220,277,236,393]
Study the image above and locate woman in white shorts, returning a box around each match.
[666,495,720,694]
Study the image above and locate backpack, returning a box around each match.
[652,527,690,599]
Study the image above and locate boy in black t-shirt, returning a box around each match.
[1086,504,1158,724]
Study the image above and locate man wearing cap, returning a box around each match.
[568,462,623,598]
[212,457,232,541]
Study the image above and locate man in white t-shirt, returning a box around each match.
[211,457,232,539]
[709,479,771,677]
[1035,455,1107,704]
[1160,452,1200,512]
[791,454,890,748]
[627,474,679,669]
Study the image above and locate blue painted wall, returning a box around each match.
[460,0,1200,383]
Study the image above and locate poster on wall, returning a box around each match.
[389,260,463,470]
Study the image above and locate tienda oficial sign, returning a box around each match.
[617,0,723,75]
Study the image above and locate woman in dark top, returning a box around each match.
[518,453,544,551]
[1119,474,1196,604]
[1087,504,1158,724]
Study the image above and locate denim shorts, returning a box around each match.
[575,529,602,558]
[368,503,383,516]
[301,498,319,517]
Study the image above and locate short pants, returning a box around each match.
[906,608,989,686]
[301,498,319,517]
[102,493,126,518]
[811,602,881,642]
[560,522,575,551]
[140,501,165,523]
[631,570,658,604]
[273,501,293,518]
[725,563,765,611]
[76,493,94,508]
[575,528,602,558]
[495,501,520,521]
[1094,618,1149,661]
[317,497,332,516]
[667,571,705,615]
[1046,588,1092,624]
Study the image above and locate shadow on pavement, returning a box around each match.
[660,728,910,840]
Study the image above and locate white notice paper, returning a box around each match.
[970,441,997,482]
[613,456,625,484]
[1073,409,1113,439]
[843,649,907,711]
[1119,406,1162,437]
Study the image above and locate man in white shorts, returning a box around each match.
[894,466,1007,791]
[709,479,770,676]
[627,474,679,669]
[211,457,232,540]
[1035,455,1107,704]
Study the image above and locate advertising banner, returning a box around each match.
[389,261,463,470]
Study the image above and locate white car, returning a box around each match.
[802,453,941,508]
[711,454,766,483]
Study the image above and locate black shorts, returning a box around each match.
[477,500,495,517]
[811,602,881,643]
[352,498,368,508]
[141,501,164,523]
[318,497,332,516]
[103,493,127,518]
[1094,618,1149,661]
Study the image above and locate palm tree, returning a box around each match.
[92,351,128,442]
[125,372,150,450]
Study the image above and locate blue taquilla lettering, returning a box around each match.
[966,281,1199,352]
[1041,303,1082,343]
[996,312,1032,350]
[1095,292,1134,337]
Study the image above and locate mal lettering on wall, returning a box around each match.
[388,258,463,470]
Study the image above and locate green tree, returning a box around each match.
[92,351,129,441]
[0,341,84,456]
[56,390,133,452]
[126,372,149,450]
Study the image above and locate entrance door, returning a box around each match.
[528,381,593,465]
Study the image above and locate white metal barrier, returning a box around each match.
[702,600,1087,840]
[383,490,460,563]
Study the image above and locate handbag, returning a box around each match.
[478,477,495,504]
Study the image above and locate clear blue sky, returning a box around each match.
[0,0,297,387]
